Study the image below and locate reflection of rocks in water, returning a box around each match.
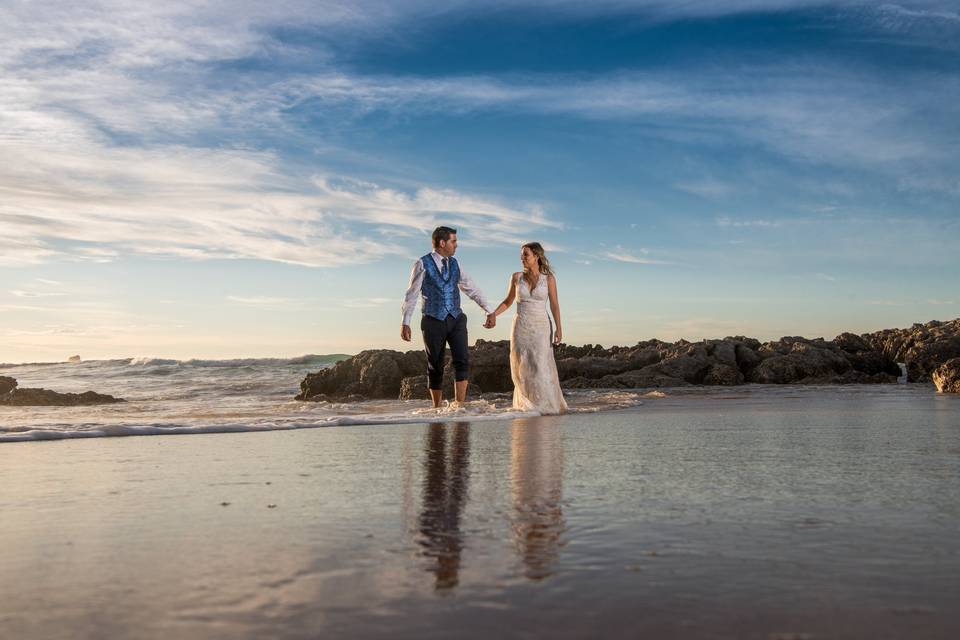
[511,418,565,581]
[417,422,471,591]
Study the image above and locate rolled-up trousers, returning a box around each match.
[421,313,469,390]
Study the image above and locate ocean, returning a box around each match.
[0,356,643,442]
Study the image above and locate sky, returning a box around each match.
[1,0,958,362]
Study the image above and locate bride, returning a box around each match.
[487,242,568,415]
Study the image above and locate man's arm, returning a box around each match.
[458,267,494,316]
[401,260,424,340]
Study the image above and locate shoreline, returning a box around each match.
[1,382,951,444]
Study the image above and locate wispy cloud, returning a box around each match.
[1,3,956,277]
[674,178,739,199]
[341,297,394,308]
[264,66,959,186]
[0,123,556,266]
[311,176,560,246]
[8,289,67,298]
[716,216,782,228]
[603,246,673,265]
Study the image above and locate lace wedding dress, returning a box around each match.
[510,273,568,415]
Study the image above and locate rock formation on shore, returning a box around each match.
[932,358,960,394]
[297,318,960,401]
[864,318,960,383]
[0,376,125,406]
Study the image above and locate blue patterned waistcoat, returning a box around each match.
[421,254,461,320]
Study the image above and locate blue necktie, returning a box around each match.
[441,257,449,279]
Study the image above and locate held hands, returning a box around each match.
[484,313,497,329]
[400,325,412,342]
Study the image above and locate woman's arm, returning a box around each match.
[547,275,562,344]
[489,273,518,319]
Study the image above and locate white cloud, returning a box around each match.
[674,178,739,199]
[254,67,959,193]
[311,176,561,245]
[0,121,556,267]
[604,245,672,265]
[716,216,782,228]
[1,0,957,274]
[341,297,394,308]
[8,289,67,298]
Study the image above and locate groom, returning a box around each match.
[401,226,496,408]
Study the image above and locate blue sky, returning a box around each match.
[1,1,958,362]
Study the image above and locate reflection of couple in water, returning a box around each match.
[417,419,565,590]
[401,226,567,415]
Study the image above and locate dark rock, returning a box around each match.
[706,340,738,367]
[933,358,960,393]
[747,341,851,384]
[655,351,712,384]
[297,349,424,401]
[843,350,902,377]
[620,346,663,368]
[834,332,872,353]
[864,318,960,382]
[750,356,840,385]
[556,355,628,380]
[734,342,764,374]
[562,367,689,389]
[469,340,513,392]
[0,386,125,406]
[702,364,744,386]
[296,318,960,400]
[398,375,482,401]
[728,336,762,351]
[0,376,16,396]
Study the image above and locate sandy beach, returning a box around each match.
[2,385,959,639]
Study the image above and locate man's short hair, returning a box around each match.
[432,226,457,248]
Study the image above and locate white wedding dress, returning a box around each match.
[510,273,568,415]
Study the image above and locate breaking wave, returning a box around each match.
[0,390,645,443]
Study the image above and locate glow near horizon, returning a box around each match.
[1,1,958,363]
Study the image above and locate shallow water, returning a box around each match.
[0,357,641,441]
[1,385,958,638]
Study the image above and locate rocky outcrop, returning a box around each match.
[864,318,960,382]
[0,377,125,406]
[0,376,16,396]
[932,358,960,393]
[298,320,960,400]
[295,349,425,401]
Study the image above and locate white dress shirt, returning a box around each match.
[401,251,493,325]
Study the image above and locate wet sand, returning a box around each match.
[1,385,959,639]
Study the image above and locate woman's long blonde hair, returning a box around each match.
[522,242,554,276]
